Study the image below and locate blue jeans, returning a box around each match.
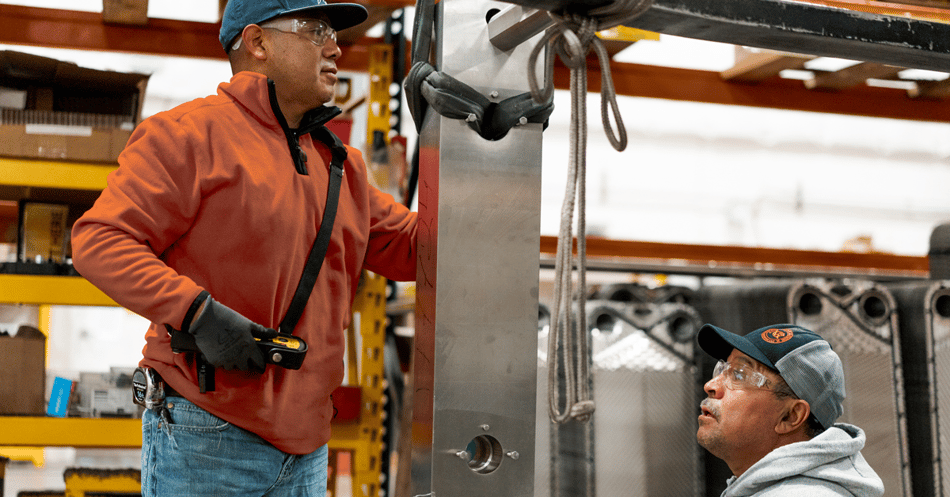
[141,396,328,497]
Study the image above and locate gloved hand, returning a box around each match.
[188,296,278,373]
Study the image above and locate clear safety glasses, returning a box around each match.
[712,360,773,390]
[231,18,337,51]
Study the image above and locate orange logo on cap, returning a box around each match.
[762,328,794,344]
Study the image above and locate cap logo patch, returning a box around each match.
[762,328,794,344]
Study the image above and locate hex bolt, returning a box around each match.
[490,91,499,98]
[456,450,469,460]
[480,424,490,431]
[506,451,520,460]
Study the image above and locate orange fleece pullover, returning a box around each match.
[71,71,417,454]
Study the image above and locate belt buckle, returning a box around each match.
[132,367,166,410]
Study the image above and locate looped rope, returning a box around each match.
[533,1,652,424]
[404,0,555,141]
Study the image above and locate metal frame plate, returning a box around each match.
[501,0,950,72]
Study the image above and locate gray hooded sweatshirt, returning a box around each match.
[720,423,884,496]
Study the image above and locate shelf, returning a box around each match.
[0,275,118,306]
[541,236,930,280]
[0,416,374,451]
[0,416,140,448]
[0,4,408,73]
[0,157,116,191]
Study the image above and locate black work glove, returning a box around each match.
[189,296,278,373]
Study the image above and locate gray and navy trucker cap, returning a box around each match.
[697,323,846,430]
[220,0,369,51]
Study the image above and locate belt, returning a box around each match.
[163,382,184,399]
[150,369,184,399]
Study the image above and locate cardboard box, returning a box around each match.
[0,124,131,163]
[0,326,46,416]
[0,51,149,163]
[103,0,149,26]
[19,201,69,263]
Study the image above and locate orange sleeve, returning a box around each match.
[71,113,206,329]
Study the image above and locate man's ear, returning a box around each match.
[775,400,810,435]
[242,24,268,60]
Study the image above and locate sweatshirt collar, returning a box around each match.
[220,71,342,134]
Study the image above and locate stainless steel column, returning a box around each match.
[411,1,544,495]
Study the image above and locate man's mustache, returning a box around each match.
[701,398,720,420]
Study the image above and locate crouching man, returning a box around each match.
[696,323,884,496]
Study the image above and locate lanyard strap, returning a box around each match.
[278,125,347,334]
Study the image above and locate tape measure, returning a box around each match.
[255,333,308,370]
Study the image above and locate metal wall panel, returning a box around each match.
[697,279,911,496]
[590,299,703,497]
[537,286,703,497]
[888,281,950,497]
[410,1,545,496]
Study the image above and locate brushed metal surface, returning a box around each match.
[411,1,545,495]
[788,279,911,497]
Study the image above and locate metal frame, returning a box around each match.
[500,0,950,72]
[411,1,544,495]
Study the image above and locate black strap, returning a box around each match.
[278,125,347,334]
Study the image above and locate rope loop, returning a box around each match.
[536,0,653,425]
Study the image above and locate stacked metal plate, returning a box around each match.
[537,284,704,497]
[696,279,912,497]
[887,280,950,497]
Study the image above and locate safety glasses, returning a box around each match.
[232,18,337,51]
[712,360,773,390]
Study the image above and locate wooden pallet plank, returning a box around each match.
[909,78,950,99]
[722,48,814,82]
[805,62,904,90]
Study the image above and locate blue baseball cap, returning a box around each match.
[698,323,846,430]
[220,0,369,51]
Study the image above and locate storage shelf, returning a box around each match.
[0,416,140,448]
[0,274,118,306]
[0,157,116,191]
[0,416,370,450]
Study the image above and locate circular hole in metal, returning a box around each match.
[465,435,503,474]
[934,294,950,318]
[594,312,617,333]
[862,294,888,320]
[668,315,697,343]
[798,292,823,315]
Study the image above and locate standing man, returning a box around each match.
[696,323,884,496]
[70,1,417,495]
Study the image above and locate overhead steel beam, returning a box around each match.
[553,60,950,123]
[0,4,382,72]
[538,236,930,280]
[501,0,950,72]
